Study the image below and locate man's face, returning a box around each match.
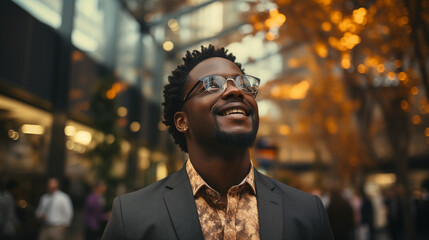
[181,57,259,149]
[47,178,59,194]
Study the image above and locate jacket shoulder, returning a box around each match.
[103,169,189,240]
[255,171,315,200]
[119,167,188,204]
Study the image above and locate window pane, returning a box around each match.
[13,0,63,29]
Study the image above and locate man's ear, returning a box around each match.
[174,111,189,133]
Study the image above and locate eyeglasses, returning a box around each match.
[182,74,260,103]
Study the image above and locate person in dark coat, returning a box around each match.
[327,189,355,240]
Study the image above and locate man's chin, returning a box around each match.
[216,130,257,148]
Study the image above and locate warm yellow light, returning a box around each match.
[331,11,342,24]
[289,80,310,99]
[341,59,350,69]
[112,83,121,92]
[168,19,180,31]
[339,18,352,32]
[321,21,332,31]
[318,0,332,5]
[72,51,83,62]
[398,16,408,26]
[106,134,115,144]
[266,32,276,41]
[400,100,409,111]
[315,43,328,58]
[340,32,361,49]
[18,200,27,209]
[425,127,429,137]
[117,106,128,117]
[358,64,367,73]
[163,41,174,51]
[341,55,351,69]
[66,140,75,150]
[8,129,19,140]
[138,148,150,170]
[352,7,367,24]
[376,64,385,73]
[398,72,407,81]
[21,124,44,135]
[106,89,116,99]
[387,71,396,81]
[412,115,421,125]
[64,126,76,136]
[130,121,141,132]
[74,131,92,145]
[394,60,402,68]
[156,163,168,181]
[271,86,281,98]
[325,117,337,134]
[373,173,396,185]
[265,9,286,29]
[366,56,378,67]
[411,86,419,95]
[279,125,290,136]
[253,22,264,31]
[328,37,337,47]
[288,58,299,68]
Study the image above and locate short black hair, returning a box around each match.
[162,45,245,152]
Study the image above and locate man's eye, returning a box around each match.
[208,81,221,89]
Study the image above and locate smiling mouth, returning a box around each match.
[220,108,247,116]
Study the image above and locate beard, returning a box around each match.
[214,113,258,148]
[210,102,259,148]
[216,129,257,148]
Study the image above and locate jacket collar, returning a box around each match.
[163,165,283,240]
[164,165,204,240]
[255,170,284,240]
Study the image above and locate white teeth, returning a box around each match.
[223,108,246,116]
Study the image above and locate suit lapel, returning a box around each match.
[164,166,204,240]
[255,170,283,240]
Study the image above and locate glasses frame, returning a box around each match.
[182,74,260,104]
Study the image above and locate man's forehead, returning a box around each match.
[188,57,242,80]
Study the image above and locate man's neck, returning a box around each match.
[48,190,58,196]
[188,146,251,197]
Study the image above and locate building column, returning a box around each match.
[46,0,75,182]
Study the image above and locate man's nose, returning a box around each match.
[221,78,244,99]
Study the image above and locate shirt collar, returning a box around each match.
[186,159,256,196]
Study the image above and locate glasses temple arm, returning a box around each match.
[182,81,202,102]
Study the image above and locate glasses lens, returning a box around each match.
[201,75,260,96]
[202,75,226,92]
[236,75,259,94]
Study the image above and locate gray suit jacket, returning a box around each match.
[102,165,333,240]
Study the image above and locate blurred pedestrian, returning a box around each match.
[327,189,355,240]
[416,178,429,240]
[35,178,73,240]
[360,189,374,240]
[384,184,405,240]
[84,181,108,240]
[0,179,19,240]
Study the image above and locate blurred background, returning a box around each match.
[0,0,428,239]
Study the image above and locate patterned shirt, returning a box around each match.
[186,160,260,240]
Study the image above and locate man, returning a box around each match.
[36,178,73,240]
[84,181,108,240]
[102,45,333,239]
[0,179,19,239]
